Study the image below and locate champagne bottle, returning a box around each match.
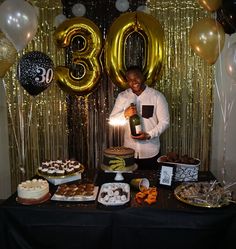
[129,103,142,136]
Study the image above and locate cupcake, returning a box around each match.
[65,167,75,175]
[56,168,65,176]
[73,163,81,172]
[47,167,56,176]
[41,168,48,175]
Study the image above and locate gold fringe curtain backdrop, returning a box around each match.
[62,0,147,170]
[4,0,215,192]
[5,0,68,192]
[147,0,214,170]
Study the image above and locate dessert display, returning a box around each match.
[98,183,130,206]
[157,152,200,182]
[135,187,158,205]
[102,146,135,171]
[51,183,98,202]
[174,181,232,208]
[17,178,50,205]
[38,159,84,178]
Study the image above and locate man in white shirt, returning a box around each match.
[109,66,170,170]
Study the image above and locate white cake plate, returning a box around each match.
[101,164,138,181]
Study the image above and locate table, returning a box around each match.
[1,170,236,249]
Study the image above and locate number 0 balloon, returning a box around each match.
[105,11,164,89]
[17,51,54,96]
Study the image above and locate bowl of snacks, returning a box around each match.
[157,152,200,182]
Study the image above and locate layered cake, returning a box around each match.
[38,159,84,177]
[103,146,135,171]
[17,179,49,204]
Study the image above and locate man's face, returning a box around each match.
[126,71,145,95]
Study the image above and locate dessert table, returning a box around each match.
[0,170,236,249]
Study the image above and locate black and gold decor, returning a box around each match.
[3,0,215,191]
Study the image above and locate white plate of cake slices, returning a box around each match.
[51,183,99,202]
[98,182,130,206]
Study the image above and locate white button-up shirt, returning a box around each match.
[109,85,170,159]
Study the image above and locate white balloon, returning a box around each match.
[0,0,38,51]
[115,0,129,12]
[137,5,150,14]
[54,14,67,28]
[225,42,236,81]
[72,3,86,17]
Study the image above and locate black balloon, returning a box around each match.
[217,0,236,35]
[17,51,54,96]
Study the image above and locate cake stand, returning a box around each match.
[101,164,138,181]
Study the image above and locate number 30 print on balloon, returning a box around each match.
[54,17,102,95]
[105,11,164,89]
[17,51,54,96]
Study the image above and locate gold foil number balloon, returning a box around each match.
[0,32,17,78]
[105,11,164,89]
[54,17,102,95]
[189,18,225,65]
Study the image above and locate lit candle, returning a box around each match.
[109,118,127,146]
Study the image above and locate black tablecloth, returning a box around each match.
[1,170,236,249]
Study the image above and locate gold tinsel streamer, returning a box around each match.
[4,0,215,192]
[147,0,214,170]
[4,0,68,192]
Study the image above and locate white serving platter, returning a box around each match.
[98,182,130,206]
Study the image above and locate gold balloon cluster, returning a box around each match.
[53,11,164,94]
[189,0,224,65]
[0,32,17,78]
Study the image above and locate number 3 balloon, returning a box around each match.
[17,51,54,96]
[53,17,102,95]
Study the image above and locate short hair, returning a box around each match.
[125,66,145,81]
[126,65,143,74]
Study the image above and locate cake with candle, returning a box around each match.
[17,178,50,204]
[102,146,136,171]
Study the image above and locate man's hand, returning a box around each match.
[131,132,151,140]
[124,105,137,118]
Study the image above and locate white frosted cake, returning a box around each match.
[17,179,49,203]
